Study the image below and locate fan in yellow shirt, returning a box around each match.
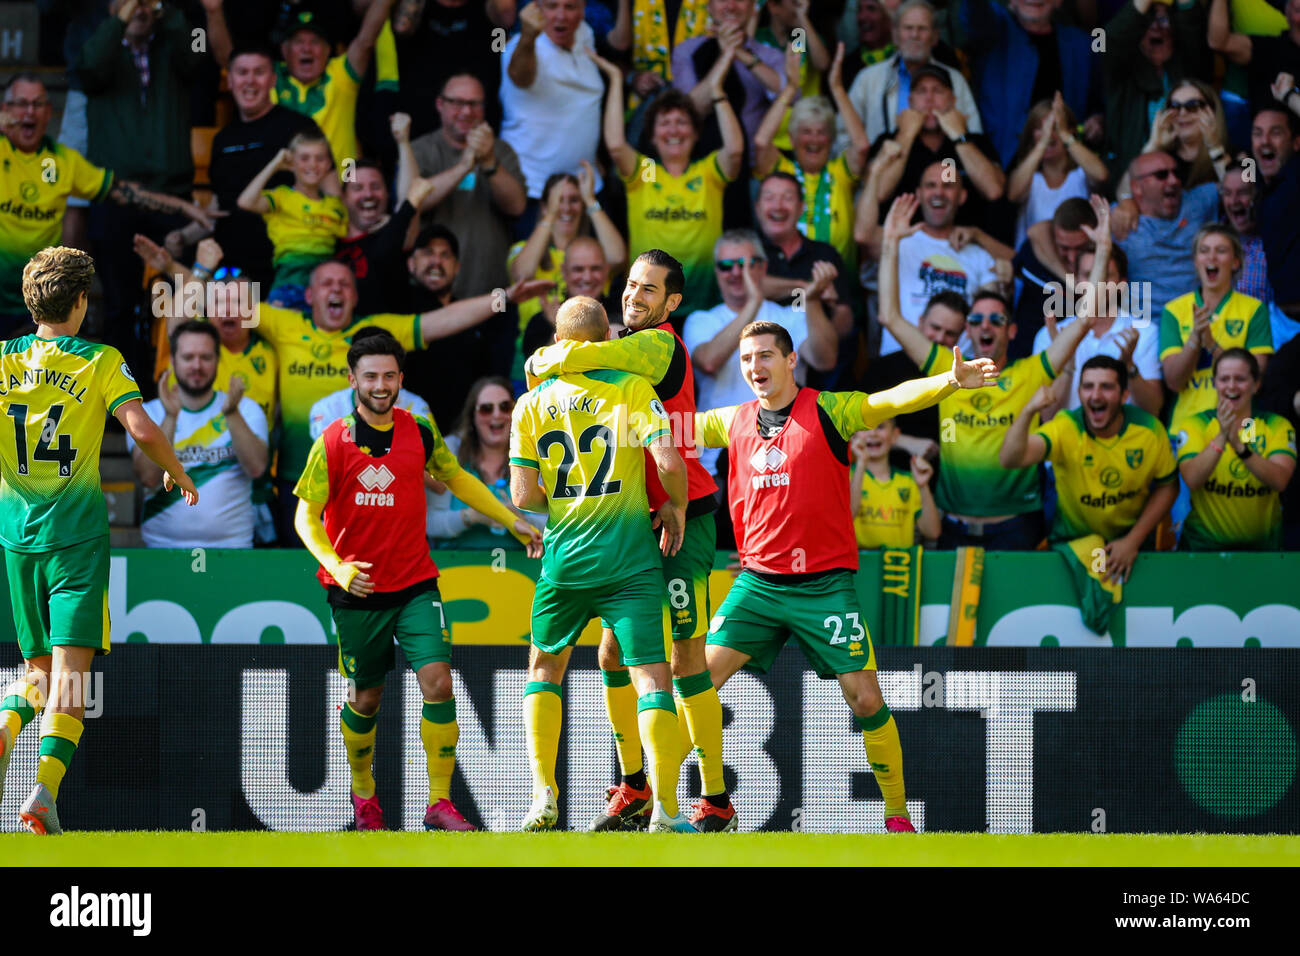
[1001,356,1179,582]
[1175,349,1297,551]
[589,47,744,319]
[269,4,400,172]
[237,132,347,310]
[849,420,940,548]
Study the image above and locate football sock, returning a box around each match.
[857,704,908,820]
[524,681,562,795]
[637,691,682,817]
[674,694,693,763]
[340,702,378,800]
[601,669,642,778]
[1,677,44,743]
[35,712,83,802]
[675,670,724,795]
[421,699,458,804]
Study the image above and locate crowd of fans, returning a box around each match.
[3,0,1299,559]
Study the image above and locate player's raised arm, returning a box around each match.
[525,327,676,390]
[998,385,1054,469]
[114,397,198,505]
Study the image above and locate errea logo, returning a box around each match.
[358,464,394,491]
[355,464,396,505]
[749,446,787,473]
[749,445,790,489]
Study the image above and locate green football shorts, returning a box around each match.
[332,586,451,691]
[660,511,716,641]
[6,535,112,659]
[601,511,716,644]
[706,570,877,678]
[532,572,669,666]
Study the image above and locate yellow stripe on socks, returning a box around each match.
[36,712,84,802]
[340,703,378,800]
[601,669,642,776]
[524,682,562,796]
[857,705,908,820]
[675,671,724,796]
[638,691,681,817]
[421,699,458,804]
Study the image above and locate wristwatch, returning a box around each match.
[1238,444,1254,461]
[952,133,968,145]
[480,161,499,176]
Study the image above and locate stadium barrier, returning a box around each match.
[0,646,1294,833]
[0,549,1296,647]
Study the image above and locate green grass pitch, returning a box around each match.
[3,832,1297,866]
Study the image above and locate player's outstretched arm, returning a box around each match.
[525,327,676,390]
[856,349,997,425]
[647,434,687,557]
[115,398,198,505]
[998,385,1053,469]
[445,467,543,556]
[294,498,373,595]
[692,407,738,449]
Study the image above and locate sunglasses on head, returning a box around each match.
[715,258,763,271]
[967,312,1007,327]
[476,400,514,415]
[212,266,243,281]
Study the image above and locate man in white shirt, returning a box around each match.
[501,0,604,202]
[1031,245,1164,415]
[683,229,839,472]
[886,160,1001,356]
[128,322,268,549]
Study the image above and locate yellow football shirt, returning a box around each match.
[1159,289,1273,432]
[622,150,729,317]
[921,344,1057,516]
[1035,405,1177,542]
[1174,408,1296,550]
[262,185,348,269]
[510,368,671,587]
[0,137,112,313]
[253,303,422,481]
[273,55,361,173]
[853,467,922,549]
[0,335,139,552]
[773,153,859,270]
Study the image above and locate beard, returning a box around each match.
[177,371,217,398]
[357,389,397,416]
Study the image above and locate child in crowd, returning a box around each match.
[237,130,347,310]
[850,419,941,549]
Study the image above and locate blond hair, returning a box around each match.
[555,296,609,343]
[22,246,95,324]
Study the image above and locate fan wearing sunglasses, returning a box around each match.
[1111,150,1222,316]
[428,376,544,549]
[879,193,1103,550]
